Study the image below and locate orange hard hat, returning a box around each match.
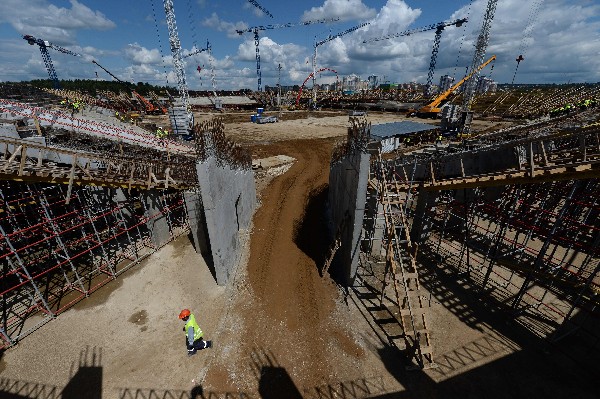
[179,309,191,319]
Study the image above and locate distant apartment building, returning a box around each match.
[439,75,455,92]
[342,74,369,93]
[367,75,379,89]
[476,76,497,93]
[342,74,360,93]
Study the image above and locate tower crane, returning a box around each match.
[312,22,369,105]
[182,40,210,59]
[460,0,498,135]
[182,40,220,109]
[163,0,194,137]
[236,18,339,92]
[23,34,81,89]
[364,18,468,95]
[247,0,273,18]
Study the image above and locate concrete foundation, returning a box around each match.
[194,157,256,285]
[328,151,370,286]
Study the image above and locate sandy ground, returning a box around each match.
[1,111,596,398]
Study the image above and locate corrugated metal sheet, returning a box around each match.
[370,121,437,139]
[381,137,396,153]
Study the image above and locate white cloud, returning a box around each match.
[0,0,115,45]
[302,0,377,22]
[243,1,266,18]
[314,0,421,74]
[202,13,249,39]
[125,43,163,65]
[304,0,600,85]
[237,37,305,64]
[440,0,600,83]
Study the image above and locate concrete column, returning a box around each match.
[411,189,437,244]
[196,157,256,285]
[184,190,210,255]
[328,151,370,286]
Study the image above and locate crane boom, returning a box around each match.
[92,60,127,84]
[363,18,467,95]
[363,18,467,43]
[247,0,273,18]
[416,55,496,116]
[182,40,210,59]
[315,22,369,47]
[313,22,369,105]
[237,18,339,91]
[91,60,166,114]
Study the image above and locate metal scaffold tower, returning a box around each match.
[461,0,499,134]
[163,0,194,135]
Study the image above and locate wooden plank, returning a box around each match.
[65,155,77,205]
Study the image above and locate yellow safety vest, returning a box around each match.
[184,314,203,341]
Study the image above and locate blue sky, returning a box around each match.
[1,0,600,90]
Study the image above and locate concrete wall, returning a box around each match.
[328,151,370,286]
[440,147,519,179]
[194,157,256,286]
[184,190,210,255]
[144,191,172,248]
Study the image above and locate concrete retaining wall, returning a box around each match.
[193,157,256,286]
[328,151,370,286]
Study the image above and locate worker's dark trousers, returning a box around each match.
[185,337,208,351]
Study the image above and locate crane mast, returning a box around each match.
[237,18,338,92]
[23,35,81,89]
[163,0,193,133]
[207,43,221,109]
[364,18,467,96]
[460,0,498,134]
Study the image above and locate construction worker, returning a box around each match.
[179,309,211,356]
[156,127,166,139]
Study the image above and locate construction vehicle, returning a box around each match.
[93,60,166,115]
[408,55,496,118]
[132,90,167,115]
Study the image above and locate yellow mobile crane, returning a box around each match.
[410,55,496,118]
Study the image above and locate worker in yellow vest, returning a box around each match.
[179,309,212,356]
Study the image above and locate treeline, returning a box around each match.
[23,79,174,96]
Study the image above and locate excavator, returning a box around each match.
[408,55,496,118]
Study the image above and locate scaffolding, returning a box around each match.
[0,181,189,348]
[353,149,435,370]
[355,116,600,367]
